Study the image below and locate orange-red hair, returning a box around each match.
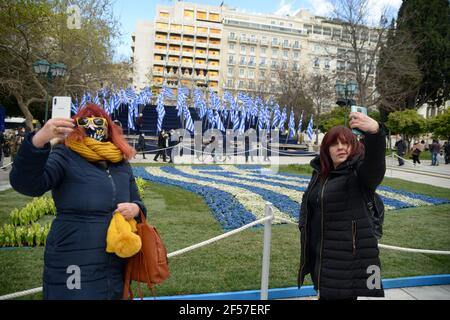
[65,103,136,160]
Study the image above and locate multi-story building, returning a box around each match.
[132,1,380,109]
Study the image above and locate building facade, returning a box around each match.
[132,1,379,109]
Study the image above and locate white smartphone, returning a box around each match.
[350,105,367,135]
[51,96,72,119]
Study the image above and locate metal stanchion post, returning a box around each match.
[260,202,273,300]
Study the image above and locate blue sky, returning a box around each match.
[112,0,401,60]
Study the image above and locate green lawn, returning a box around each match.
[0,164,449,299]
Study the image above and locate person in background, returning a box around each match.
[9,103,147,299]
[430,139,441,166]
[136,133,146,159]
[411,140,424,166]
[0,131,4,169]
[298,112,385,300]
[394,135,407,166]
[444,141,450,165]
[153,130,168,162]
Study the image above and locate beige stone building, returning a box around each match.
[132,1,379,109]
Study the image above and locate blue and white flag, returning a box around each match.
[125,87,136,104]
[71,96,79,114]
[297,111,303,135]
[93,94,101,106]
[238,107,246,135]
[279,107,287,130]
[156,94,166,133]
[215,111,225,132]
[161,86,174,100]
[288,109,296,139]
[307,115,314,141]
[183,103,195,133]
[271,104,281,129]
[128,102,135,130]
[177,86,189,118]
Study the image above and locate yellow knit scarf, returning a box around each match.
[66,137,124,163]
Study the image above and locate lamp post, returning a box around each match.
[335,80,357,127]
[33,59,67,123]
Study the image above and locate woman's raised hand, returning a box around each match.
[32,118,75,148]
[349,112,379,134]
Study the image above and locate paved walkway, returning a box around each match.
[285,285,450,300]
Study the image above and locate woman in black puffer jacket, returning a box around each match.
[298,112,386,300]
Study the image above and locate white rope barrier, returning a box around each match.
[0,208,274,300]
[0,162,13,170]
[167,215,273,258]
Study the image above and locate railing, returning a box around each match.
[0,203,275,300]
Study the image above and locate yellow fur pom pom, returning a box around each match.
[106,212,141,258]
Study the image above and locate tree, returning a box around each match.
[376,18,422,111]
[427,109,450,140]
[305,73,335,144]
[331,0,392,108]
[0,0,122,129]
[396,0,450,107]
[385,109,427,146]
[318,107,348,132]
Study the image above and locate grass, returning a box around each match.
[0,164,449,299]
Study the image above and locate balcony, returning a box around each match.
[228,35,237,42]
[168,39,182,46]
[153,59,166,65]
[181,73,193,79]
[195,41,208,48]
[181,50,194,57]
[181,61,194,68]
[168,50,181,56]
[240,37,250,44]
[194,63,207,69]
[208,42,221,50]
[249,37,258,44]
[292,44,301,50]
[282,42,290,48]
[208,64,220,70]
[259,63,267,69]
[155,36,167,43]
[271,41,280,47]
[152,70,164,76]
[248,62,256,68]
[208,75,220,81]
[260,39,269,46]
[194,73,207,80]
[195,53,208,59]
[227,60,235,65]
[154,48,167,55]
[166,60,180,67]
[239,60,246,66]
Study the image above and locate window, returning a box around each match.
[228,55,234,63]
[272,49,278,57]
[184,9,194,18]
[325,60,330,69]
[271,72,276,79]
[240,45,246,54]
[228,67,233,75]
[261,47,267,55]
[282,61,288,70]
[260,70,265,78]
[156,22,168,30]
[260,57,266,65]
[197,11,207,20]
[240,56,246,65]
[314,45,320,52]
[159,11,169,18]
[283,39,289,46]
[184,26,195,33]
[249,56,255,65]
[239,68,245,76]
[294,62,299,70]
[294,51,299,58]
[249,81,255,89]
[250,46,255,55]
[283,50,289,58]
[249,70,255,79]
[293,40,300,48]
[197,27,207,33]
[272,37,278,45]
[229,32,236,39]
[313,25,322,35]
[229,43,235,50]
[239,80,244,88]
[209,13,220,22]
[314,57,320,67]
[271,60,277,68]
[250,34,257,42]
[210,28,221,34]
[227,79,233,87]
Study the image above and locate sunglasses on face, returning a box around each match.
[76,117,108,127]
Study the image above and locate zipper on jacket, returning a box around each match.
[105,166,116,296]
[299,173,319,282]
[317,177,328,299]
[352,220,357,256]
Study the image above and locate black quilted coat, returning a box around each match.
[298,128,386,299]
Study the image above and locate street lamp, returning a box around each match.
[33,59,67,123]
[335,80,357,126]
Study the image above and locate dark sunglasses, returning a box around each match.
[76,117,108,127]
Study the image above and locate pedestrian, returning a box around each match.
[298,111,385,300]
[394,135,406,166]
[136,133,146,159]
[153,130,168,162]
[0,131,4,169]
[9,103,147,299]
[430,139,441,166]
[411,141,423,165]
[444,141,450,165]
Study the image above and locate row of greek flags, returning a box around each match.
[70,86,315,140]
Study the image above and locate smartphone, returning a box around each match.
[350,105,367,135]
[52,96,72,119]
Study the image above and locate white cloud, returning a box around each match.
[274,0,299,16]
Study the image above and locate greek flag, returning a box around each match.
[128,102,135,130]
[183,104,195,133]
[265,104,271,132]
[215,111,225,132]
[161,86,174,100]
[258,104,266,131]
[71,96,78,114]
[156,95,165,133]
[297,111,303,135]
[207,108,215,128]
[194,89,207,119]
[271,104,281,129]
[113,93,121,111]
[288,109,296,139]
[238,107,246,135]
[279,107,287,130]
[93,94,101,106]
[177,86,189,118]
[307,115,314,141]
[79,93,88,109]
[125,87,136,103]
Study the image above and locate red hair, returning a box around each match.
[319,126,364,179]
[65,103,136,160]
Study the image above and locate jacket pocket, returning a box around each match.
[352,220,357,256]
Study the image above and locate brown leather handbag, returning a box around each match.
[123,211,170,300]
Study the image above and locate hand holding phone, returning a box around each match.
[350,105,367,135]
[52,96,72,119]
